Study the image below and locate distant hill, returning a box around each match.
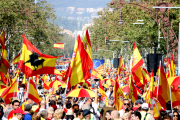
[46,0,111,31]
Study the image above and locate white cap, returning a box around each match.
[141,103,149,110]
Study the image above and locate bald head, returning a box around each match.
[111,110,120,120]
[40,100,46,105]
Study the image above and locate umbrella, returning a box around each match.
[66,88,95,97]
[49,79,66,88]
[101,79,115,86]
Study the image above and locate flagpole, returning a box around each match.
[25,77,30,105]
[153,98,160,115]
[156,61,161,99]
[63,77,69,108]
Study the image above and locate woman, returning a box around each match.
[47,107,54,120]
[105,110,112,120]
[53,109,64,120]
[173,111,180,120]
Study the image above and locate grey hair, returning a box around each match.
[39,110,48,118]
[4,107,13,118]
[108,100,114,106]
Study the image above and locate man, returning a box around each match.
[106,85,113,98]
[24,104,32,120]
[39,100,46,112]
[119,99,130,118]
[111,110,120,120]
[83,109,91,120]
[134,111,141,120]
[100,100,115,120]
[140,103,154,120]
[133,99,143,111]
[12,99,20,110]
[74,110,83,120]
[11,108,26,120]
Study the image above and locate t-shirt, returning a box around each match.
[24,113,32,120]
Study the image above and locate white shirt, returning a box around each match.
[119,109,125,118]
[11,116,19,120]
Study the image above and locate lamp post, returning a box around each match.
[153,6,180,75]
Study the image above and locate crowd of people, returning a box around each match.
[0,71,179,120]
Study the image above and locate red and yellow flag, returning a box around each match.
[114,80,125,110]
[12,52,21,65]
[99,82,108,105]
[18,35,60,77]
[64,35,90,88]
[156,62,170,109]
[54,43,64,49]
[117,54,123,77]
[41,74,49,90]
[132,67,144,87]
[129,78,138,103]
[131,42,143,72]
[171,55,175,76]
[91,69,103,81]
[82,29,93,69]
[28,79,41,104]
[0,30,5,46]
[95,64,104,75]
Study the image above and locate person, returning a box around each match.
[12,99,20,110]
[119,99,130,118]
[106,85,113,98]
[105,110,112,120]
[122,113,131,120]
[53,109,64,120]
[131,112,135,120]
[111,110,120,120]
[74,110,84,120]
[173,111,179,120]
[47,107,54,120]
[65,101,74,119]
[24,104,32,120]
[134,111,141,120]
[83,109,91,120]
[39,110,48,119]
[140,103,154,120]
[3,107,13,120]
[133,99,143,112]
[39,100,46,112]
[11,108,26,120]
[100,100,115,120]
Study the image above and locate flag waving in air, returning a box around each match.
[12,52,21,65]
[131,42,143,72]
[129,78,138,103]
[82,29,93,69]
[18,35,61,77]
[117,54,123,77]
[64,35,91,88]
[99,82,108,105]
[54,43,64,49]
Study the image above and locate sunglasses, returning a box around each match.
[173,115,178,117]
[124,103,130,105]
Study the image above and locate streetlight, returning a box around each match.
[153,6,180,75]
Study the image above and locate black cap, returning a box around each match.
[25,104,32,111]
[83,109,91,116]
[135,99,143,104]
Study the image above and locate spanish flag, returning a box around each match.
[0,30,5,46]
[64,35,91,88]
[91,69,103,81]
[12,52,21,65]
[82,29,93,69]
[99,82,108,105]
[131,42,143,72]
[129,78,138,103]
[41,74,49,90]
[142,68,150,82]
[171,55,175,76]
[132,67,144,88]
[18,35,59,77]
[156,62,170,109]
[117,54,123,77]
[54,43,64,49]
[28,79,41,104]
[168,76,180,88]
[114,80,125,110]
[170,87,180,107]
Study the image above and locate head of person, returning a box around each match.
[163,114,172,120]
[4,107,13,119]
[123,99,130,109]
[66,101,72,109]
[105,110,112,120]
[53,109,64,120]
[122,113,131,120]
[109,85,113,92]
[94,84,98,89]
[111,110,120,120]
[49,100,57,111]
[134,99,143,108]
[76,110,83,119]
[12,99,20,110]
[39,110,48,119]
[25,104,32,113]
[108,100,114,107]
[134,111,141,120]
[131,112,135,120]
[83,109,91,120]
[141,103,149,112]
[173,111,179,120]
[40,100,46,109]
[14,108,26,119]
[98,93,102,102]
[47,107,54,120]
[73,104,79,113]
[27,98,33,104]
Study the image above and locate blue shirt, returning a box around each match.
[24,113,32,120]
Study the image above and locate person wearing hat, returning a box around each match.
[24,104,32,120]
[11,108,26,120]
[140,103,154,120]
[83,109,91,120]
[133,99,143,112]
